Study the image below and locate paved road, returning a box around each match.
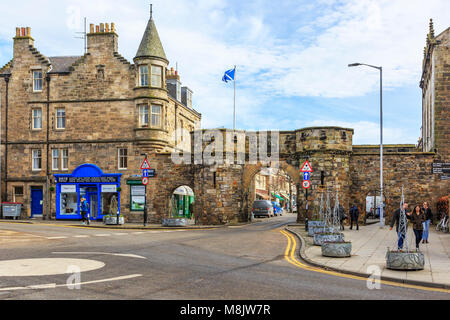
[0,213,449,300]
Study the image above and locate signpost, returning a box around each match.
[300,160,313,230]
[140,157,152,226]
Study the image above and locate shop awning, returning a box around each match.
[256,191,270,200]
[279,192,290,199]
[272,193,284,200]
[173,186,194,196]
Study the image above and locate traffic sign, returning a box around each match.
[302,180,311,189]
[141,177,149,185]
[300,160,313,172]
[303,172,310,180]
[143,169,149,177]
[140,158,151,170]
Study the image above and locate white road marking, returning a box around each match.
[73,235,90,238]
[52,252,147,259]
[94,234,111,237]
[0,274,142,292]
[46,236,67,240]
[112,233,128,236]
[132,232,145,235]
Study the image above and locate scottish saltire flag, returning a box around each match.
[222,68,235,83]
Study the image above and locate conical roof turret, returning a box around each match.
[135,13,167,61]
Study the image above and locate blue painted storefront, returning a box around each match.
[54,164,121,220]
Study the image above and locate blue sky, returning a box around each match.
[1,0,449,144]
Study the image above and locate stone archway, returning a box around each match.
[241,161,299,221]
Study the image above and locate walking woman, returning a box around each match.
[422,202,433,244]
[407,205,426,250]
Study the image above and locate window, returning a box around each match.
[151,65,162,87]
[13,186,24,203]
[52,148,68,171]
[118,148,128,170]
[187,90,192,108]
[32,149,42,171]
[52,149,59,170]
[32,108,42,130]
[151,105,162,127]
[139,65,149,87]
[56,108,66,129]
[139,105,149,127]
[60,185,77,216]
[61,149,68,170]
[33,70,43,92]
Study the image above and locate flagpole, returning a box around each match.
[233,65,236,131]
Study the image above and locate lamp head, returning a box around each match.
[348,63,361,67]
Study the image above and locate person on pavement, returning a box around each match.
[338,204,347,230]
[422,201,432,244]
[349,204,360,230]
[407,205,426,251]
[80,197,90,225]
[389,202,409,250]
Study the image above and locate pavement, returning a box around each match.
[287,222,450,288]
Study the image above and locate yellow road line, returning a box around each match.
[280,230,450,294]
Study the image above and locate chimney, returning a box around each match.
[87,22,119,55]
[13,26,34,58]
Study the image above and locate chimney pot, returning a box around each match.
[21,27,25,37]
[26,27,31,37]
[90,24,94,33]
[96,25,100,33]
[100,23,104,32]
[106,23,110,32]
[16,28,20,37]
[111,23,115,33]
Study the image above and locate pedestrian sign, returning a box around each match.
[300,160,313,172]
[140,158,151,170]
[303,172,310,180]
[302,180,311,189]
[142,177,149,185]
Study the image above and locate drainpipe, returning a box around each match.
[3,75,10,203]
[45,74,51,220]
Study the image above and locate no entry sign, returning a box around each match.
[302,180,311,189]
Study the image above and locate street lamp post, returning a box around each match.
[348,63,384,228]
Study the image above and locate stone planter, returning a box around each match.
[385,250,425,270]
[308,220,325,228]
[321,241,352,257]
[103,216,124,225]
[308,226,338,237]
[313,232,344,246]
[162,218,187,227]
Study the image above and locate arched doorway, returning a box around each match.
[169,185,195,221]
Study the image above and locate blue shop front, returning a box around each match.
[54,164,122,220]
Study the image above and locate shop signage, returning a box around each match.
[432,162,450,174]
[61,185,76,193]
[130,185,146,211]
[56,176,119,183]
[101,185,117,193]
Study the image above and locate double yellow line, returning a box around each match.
[280,229,450,294]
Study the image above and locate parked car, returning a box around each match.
[252,200,274,218]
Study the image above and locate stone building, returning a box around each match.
[0,14,201,221]
[0,16,448,225]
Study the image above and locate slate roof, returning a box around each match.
[135,18,167,61]
[48,56,82,73]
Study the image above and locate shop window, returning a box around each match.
[32,149,42,171]
[100,185,118,215]
[118,148,128,170]
[32,108,42,130]
[139,105,149,127]
[151,105,161,128]
[33,70,43,92]
[60,185,78,216]
[13,186,24,203]
[151,65,162,87]
[56,108,66,129]
[139,65,149,87]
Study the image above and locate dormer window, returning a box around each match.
[151,65,162,87]
[33,70,43,92]
[139,65,149,87]
[186,90,192,108]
